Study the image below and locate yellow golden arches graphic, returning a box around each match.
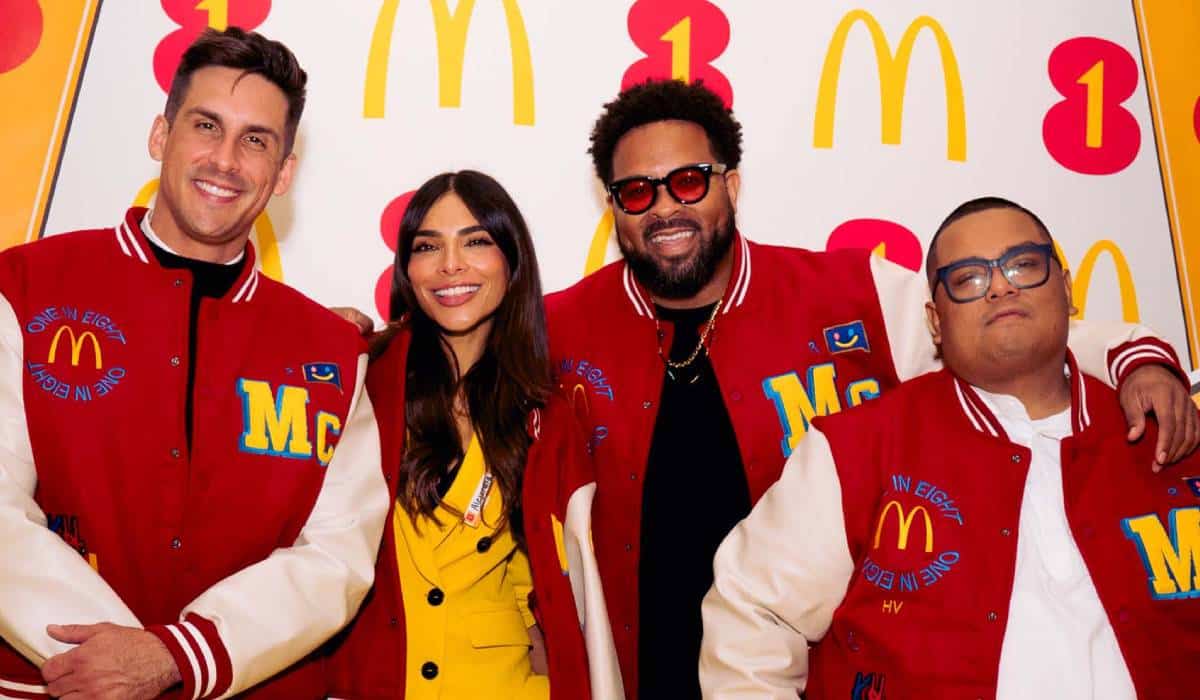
[873,500,934,553]
[1055,240,1140,323]
[48,326,102,369]
[813,10,967,162]
[551,513,568,574]
[583,209,615,276]
[364,0,535,125]
[132,179,284,282]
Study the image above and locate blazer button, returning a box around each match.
[427,587,444,606]
[476,536,492,553]
[421,661,439,680]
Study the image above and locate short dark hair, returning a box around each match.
[164,27,307,153]
[588,79,743,184]
[926,196,1057,289]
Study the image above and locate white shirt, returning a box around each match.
[975,387,1136,700]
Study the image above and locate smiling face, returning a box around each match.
[609,120,740,306]
[405,192,511,345]
[148,65,295,262]
[926,207,1073,385]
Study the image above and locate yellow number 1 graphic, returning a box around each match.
[1078,60,1104,149]
[195,0,229,30]
[661,17,692,83]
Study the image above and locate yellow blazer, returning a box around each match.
[393,434,549,700]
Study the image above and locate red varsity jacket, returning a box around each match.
[542,232,1181,698]
[0,208,388,699]
[701,359,1200,698]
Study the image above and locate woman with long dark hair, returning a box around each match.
[326,170,561,699]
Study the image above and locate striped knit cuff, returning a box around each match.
[146,614,233,700]
[1107,337,1184,387]
[0,677,50,699]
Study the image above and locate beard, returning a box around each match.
[618,209,736,301]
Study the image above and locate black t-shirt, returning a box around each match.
[638,303,752,700]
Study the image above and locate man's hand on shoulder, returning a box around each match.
[42,623,180,700]
[330,306,373,336]
[1119,364,1200,469]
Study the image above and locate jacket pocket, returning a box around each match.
[468,609,532,648]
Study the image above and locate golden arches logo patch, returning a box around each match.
[861,475,964,594]
[47,325,102,369]
[24,305,128,403]
[873,500,934,553]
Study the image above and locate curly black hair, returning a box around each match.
[588,79,743,184]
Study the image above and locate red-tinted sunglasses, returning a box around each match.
[606,163,728,215]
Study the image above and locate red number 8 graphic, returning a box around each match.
[152,0,271,94]
[622,0,733,107]
[375,191,416,320]
[1042,36,1140,175]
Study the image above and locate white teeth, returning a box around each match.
[653,230,694,244]
[434,285,480,297]
[196,180,238,197]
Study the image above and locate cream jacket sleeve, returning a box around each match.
[700,428,854,698]
[0,293,141,669]
[870,253,1179,386]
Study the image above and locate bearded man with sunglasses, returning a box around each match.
[700,197,1200,699]
[522,80,1198,700]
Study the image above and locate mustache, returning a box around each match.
[642,216,701,240]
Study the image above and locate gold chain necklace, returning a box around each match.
[654,298,723,383]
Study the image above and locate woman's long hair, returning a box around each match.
[381,170,552,537]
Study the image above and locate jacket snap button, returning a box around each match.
[170,448,182,459]
[427,588,444,606]
[1010,454,1021,463]
[170,355,181,367]
[642,400,652,409]
[987,611,998,622]
[170,537,182,550]
[1000,528,1011,537]
[420,661,439,679]
[476,536,492,553]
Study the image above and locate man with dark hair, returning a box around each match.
[534,81,1197,698]
[701,199,1200,698]
[0,27,387,699]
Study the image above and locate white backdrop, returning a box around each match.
[33,1,1196,368]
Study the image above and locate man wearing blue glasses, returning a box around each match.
[700,197,1200,699]
[523,77,1199,700]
